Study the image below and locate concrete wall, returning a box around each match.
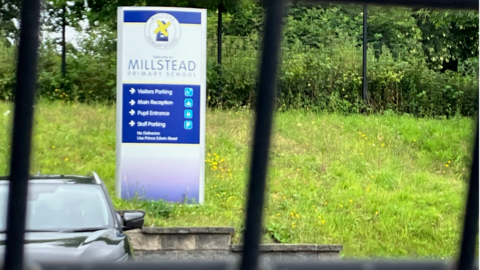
[125,227,343,262]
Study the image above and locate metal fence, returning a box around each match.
[4,0,479,269]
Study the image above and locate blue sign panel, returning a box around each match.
[122,83,200,144]
[123,10,202,24]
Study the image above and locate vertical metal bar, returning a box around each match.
[4,0,41,269]
[362,4,368,103]
[217,3,223,96]
[240,1,285,270]
[457,122,479,270]
[61,3,67,80]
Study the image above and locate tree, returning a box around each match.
[415,9,479,72]
[43,0,86,81]
[86,0,241,30]
[0,0,21,45]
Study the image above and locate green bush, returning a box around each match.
[207,32,477,116]
[36,27,117,103]
[0,40,15,101]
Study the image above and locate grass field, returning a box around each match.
[0,101,476,258]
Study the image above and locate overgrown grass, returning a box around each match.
[0,101,475,258]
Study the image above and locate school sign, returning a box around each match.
[116,7,207,203]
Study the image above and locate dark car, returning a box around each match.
[0,172,145,263]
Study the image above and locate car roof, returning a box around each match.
[0,173,102,185]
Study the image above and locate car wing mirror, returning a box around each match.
[118,210,145,231]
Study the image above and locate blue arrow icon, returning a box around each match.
[184,99,193,108]
[184,120,193,130]
[184,110,193,119]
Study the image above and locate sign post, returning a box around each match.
[116,7,206,203]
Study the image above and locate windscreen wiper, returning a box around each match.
[61,227,108,233]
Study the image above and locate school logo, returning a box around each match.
[145,13,181,49]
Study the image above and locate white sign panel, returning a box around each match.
[116,7,206,203]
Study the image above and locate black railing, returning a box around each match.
[4,0,478,270]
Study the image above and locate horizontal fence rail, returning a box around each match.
[310,0,478,9]
[31,260,480,270]
[5,0,479,269]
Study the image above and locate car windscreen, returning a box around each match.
[0,183,114,231]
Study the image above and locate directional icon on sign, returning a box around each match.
[129,120,135,127]
[130,88,136,94]
[129,100,135,106]
[129,109,135,116]
[184,99,193,108]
